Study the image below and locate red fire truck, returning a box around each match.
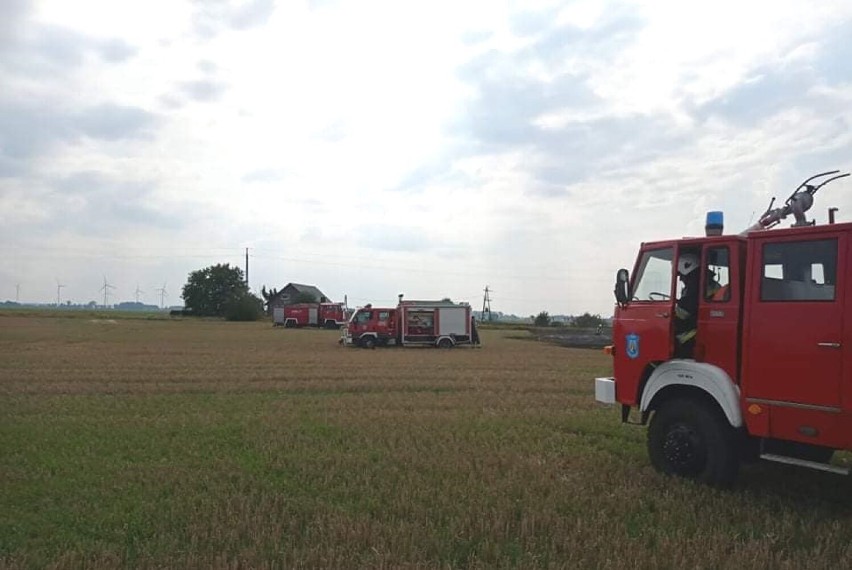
[595,170,851,486]
[273,302,348,329]
[342,296,480,348]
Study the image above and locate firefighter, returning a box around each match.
[705,268,731,302]
[706,269,720,298]
[674,252,700,358]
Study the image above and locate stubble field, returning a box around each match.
[1,312,851,569]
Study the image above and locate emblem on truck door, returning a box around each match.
[626,333,640,359]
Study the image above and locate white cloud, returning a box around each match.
[1,0,851,315]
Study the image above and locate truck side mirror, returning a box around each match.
[614,268,630,306]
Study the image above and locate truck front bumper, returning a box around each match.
[595,377,616,404]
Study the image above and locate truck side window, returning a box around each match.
[705,247,730,302]
[632,247,674,302]
[378,311,390,321]
[761,239,837,301]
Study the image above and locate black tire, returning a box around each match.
[647,398,739,487]
[437,338,454,349]
[360,336,376,349]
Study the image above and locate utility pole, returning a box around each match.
[15,283,20,303]
[482,285,493,321]
[245,247,250,289]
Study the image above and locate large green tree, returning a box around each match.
[573,312,605,329]
[533,311,551,327]
[182,263,252,317]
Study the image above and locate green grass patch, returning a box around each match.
[1,316,851,568]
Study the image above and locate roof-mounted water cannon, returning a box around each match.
[741,170,850,234]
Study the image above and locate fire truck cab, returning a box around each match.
[595,171,851,486]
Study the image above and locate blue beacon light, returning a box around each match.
[705,211,724,236]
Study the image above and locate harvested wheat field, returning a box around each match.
[1,312,851,569]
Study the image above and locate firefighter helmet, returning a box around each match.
[677,253,699,276]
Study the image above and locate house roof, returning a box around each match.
[281,283,326,301]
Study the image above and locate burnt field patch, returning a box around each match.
[1,313,851,569]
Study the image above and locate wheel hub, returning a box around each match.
[663,424,705,475]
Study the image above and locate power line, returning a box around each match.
[0,245,610,284]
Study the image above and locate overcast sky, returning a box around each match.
[1,0,851,316]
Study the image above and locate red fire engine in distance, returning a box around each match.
[273,302,348,329]
[342,295,481,349]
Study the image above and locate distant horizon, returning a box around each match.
[0,299,616,322]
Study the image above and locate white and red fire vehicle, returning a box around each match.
[342,296,480,348]
[595,170,852,486]
[273,302,348,329]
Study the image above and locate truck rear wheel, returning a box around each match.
[647,398,739,487]
[437,338,454,349]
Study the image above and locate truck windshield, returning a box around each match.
[352,311,372,324]
[632,247,674,302]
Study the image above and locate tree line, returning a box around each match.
[180,263,607,325]
[533,311,607,328]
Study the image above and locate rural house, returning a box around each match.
[265,283,329,314]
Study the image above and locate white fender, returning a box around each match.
[640,361,742,427]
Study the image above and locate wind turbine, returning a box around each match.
[100,276,116,308]
[156,282,168,309]
[135,284,145,304]
[55,278,65,306]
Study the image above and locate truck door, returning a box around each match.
[742,234,846,448]
[614,246,675,406]
[696,243,741,380]
[375,309,395,342]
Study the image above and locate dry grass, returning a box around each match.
[1,312,851,569]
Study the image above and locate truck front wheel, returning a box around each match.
[647,398,739,487]
[360,336,376,349]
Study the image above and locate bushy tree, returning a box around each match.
[573,312,605,329]
[260,285,279,314]
[224,291,264,321]
[534,311,551,327]
[182,263,249,317]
